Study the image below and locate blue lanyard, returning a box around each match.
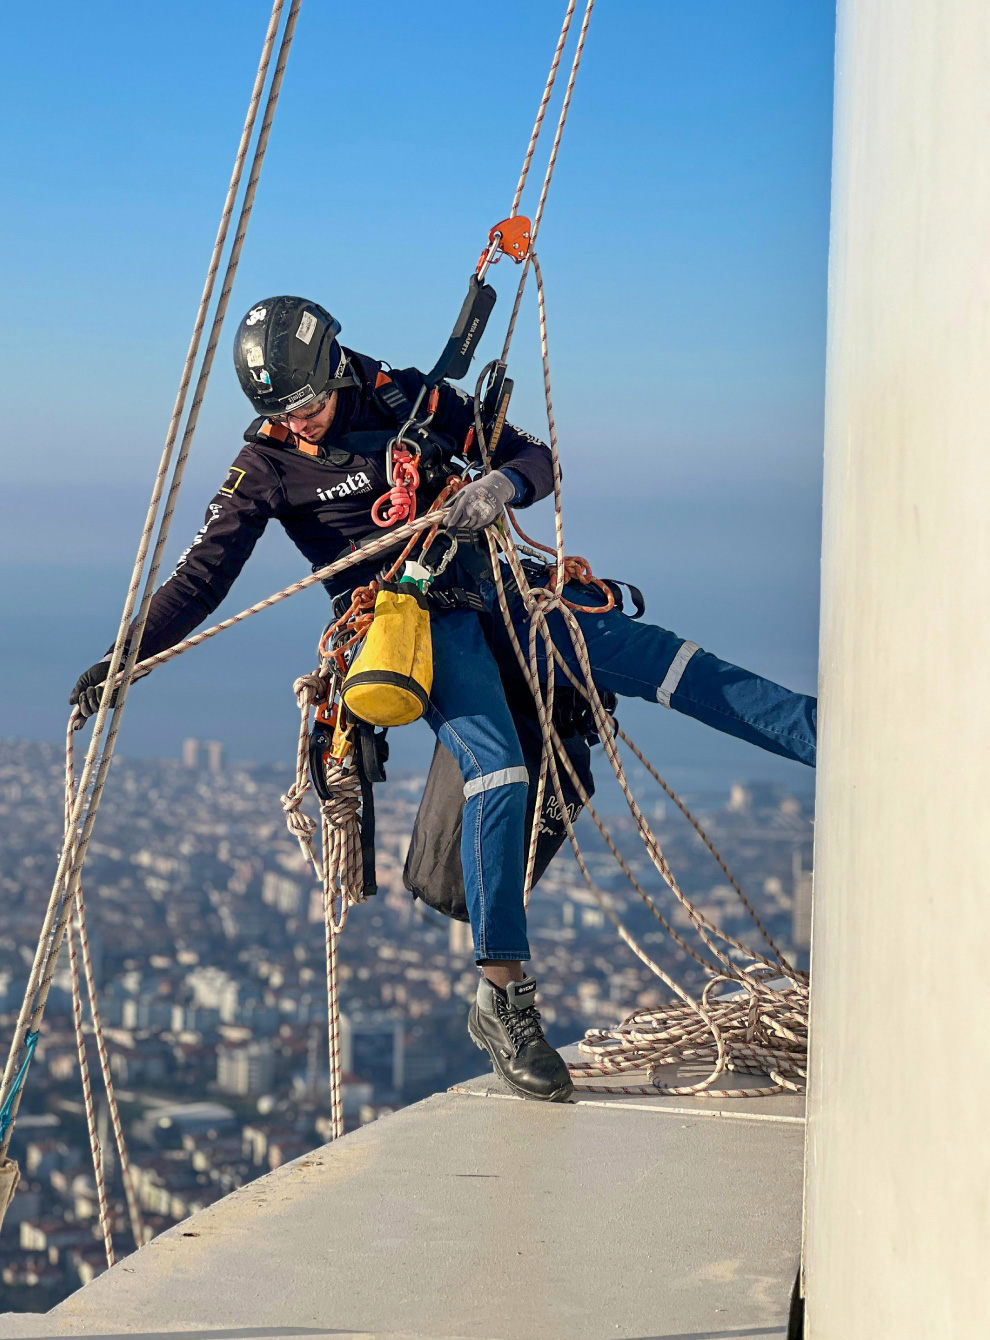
[0,1031,40,1144]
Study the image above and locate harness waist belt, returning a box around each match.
[428,587,487,613]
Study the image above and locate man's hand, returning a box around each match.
[443,471,516,533]
[69,658,152,722]
[69,661,112,719]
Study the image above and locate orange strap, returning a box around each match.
[260,418,319,456]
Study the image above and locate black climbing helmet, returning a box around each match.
[233,296,358,417]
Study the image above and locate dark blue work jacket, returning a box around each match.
[130,349,553,660]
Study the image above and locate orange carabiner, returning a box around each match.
[314,695,338,729]
[371,447,420,527]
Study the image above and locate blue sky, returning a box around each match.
[1,1,835,792]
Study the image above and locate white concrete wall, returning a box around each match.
[806,1,990,1335]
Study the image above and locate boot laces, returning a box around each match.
[497,996,546,1053]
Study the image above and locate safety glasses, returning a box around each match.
[270,391,331,425]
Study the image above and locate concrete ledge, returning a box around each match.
[456,1049,806,1125]
[0,1080,802,1340]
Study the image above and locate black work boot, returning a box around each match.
[468,976,573,1102]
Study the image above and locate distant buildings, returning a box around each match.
[792,850,813,952]
[447,919,473,957]
[340,1012,405,1096]
[134,1101,237,1145]
[181,739,225,773]
[216,1040,276,1097]
[186,966,240,1022]
[261,870,305,917]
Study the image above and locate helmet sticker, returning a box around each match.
[333,348,348,379]
[245,345,264,367]
[245,305,268,326]
[295,312,318,344]
[282,383,316,411]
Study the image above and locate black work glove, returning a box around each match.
[69,661,113,720]
[443,470,516,533]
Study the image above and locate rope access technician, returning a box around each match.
[70,297,817,1103]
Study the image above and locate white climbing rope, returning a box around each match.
[0,0,303,1224]
[285,672,367,1139]
[481,247,809,1096]
[463,0,810,1093]
[508,1,580,218]
[500,0,596,364]
[63,723,147,1261]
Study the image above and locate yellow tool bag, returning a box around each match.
[341,577,433,727]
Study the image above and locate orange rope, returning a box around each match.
[508,512,615,613]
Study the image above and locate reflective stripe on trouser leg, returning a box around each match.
[667,647,818,767]
[656,640,700,708]
[464,766,529,800]
[423,609,532,961]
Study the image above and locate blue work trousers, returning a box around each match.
[424,585,817,963]
[424,609,530,963]
[498,583,818,769]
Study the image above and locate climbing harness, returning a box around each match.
[1,0,812,1263]
[368,216,534,530]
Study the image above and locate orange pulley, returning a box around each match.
[477,216,532,274]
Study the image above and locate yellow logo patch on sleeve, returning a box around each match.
[220,467,247,497]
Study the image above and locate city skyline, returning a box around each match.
[0,738,812,1309]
